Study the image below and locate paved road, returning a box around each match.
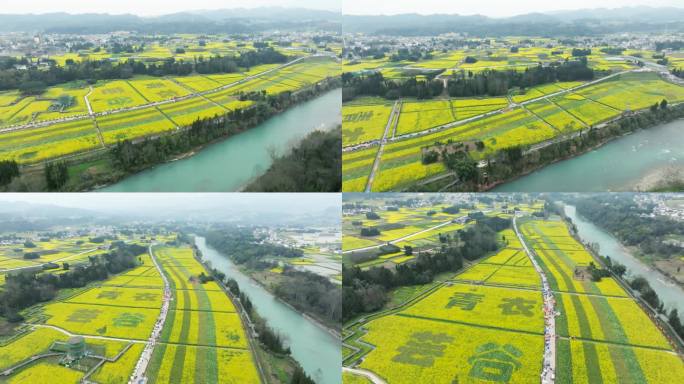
[343,367,387,384]
[514,215,556,384]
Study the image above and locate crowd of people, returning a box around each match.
[129,246,172,384]
[514,216,556,383]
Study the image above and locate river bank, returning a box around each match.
[191,243,305,384]
[563,204,684,313]
[101,86,341,192]
[194,236,342,384]
[492,113,684,192]
[247,269,342,337]
[2,79,340,192]
[559,207,684,351]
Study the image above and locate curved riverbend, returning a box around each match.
[101,88,341,192]
[195,236,342,384]
[564,204,684,313]
[494,119,684,192]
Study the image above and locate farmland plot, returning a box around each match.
[401,283,544,333]
[96,107,176,144]
[172,75,221,92]
[358,314,544,384]
[520,218,683,384]
[555,339,684,384]
[0,55,334,164]
[147,246,260,383]
[128,78,192,102]
[43,302,160,340]
[0,118,101,163]
[158,97,227,126]
[89,81,148,113]
[0,86,90,128]
[342,102,393,146]
[396,100,455,135]
[576,72,684,111]
[550,93,618,126]
[342,147,376,192]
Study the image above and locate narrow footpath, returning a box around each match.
[513,215,556,384]
[365,100,400,192]
[343,367,387,384]
[129,245,172,384]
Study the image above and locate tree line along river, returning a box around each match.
[101,88,341,192]
[494,119,684,191]
[194,236,342,384]
[564,204,684,314]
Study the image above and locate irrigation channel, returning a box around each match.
[564,204,684,314]
[493,119,684,192]
[101,88,341,192]
[194,236,342,384]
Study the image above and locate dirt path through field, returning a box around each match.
[343,367,387,384]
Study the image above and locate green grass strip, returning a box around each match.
[555,339,573,384]
[166,253,219,383]
[169,279,191,379]
[587,295,647,383]
[146,343,169,384]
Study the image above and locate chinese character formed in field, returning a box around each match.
[134,292,159,301]
[445,292,485,310]
[113,313,145,327]
[97,290,121,300]
[392,332,454,367]
[498,297,536,317]
[468,343,522,383]
[67,309,102,323]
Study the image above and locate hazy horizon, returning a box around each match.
[342,0,684,18]
[0,193,340,217]
[0,0,340,16]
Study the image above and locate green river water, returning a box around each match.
[195,236,341,384]
[494,119,684,191]
[564,205,684,313]
[102,89,341,192]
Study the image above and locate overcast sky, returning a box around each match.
[0,193,339,215]
[343,0,683,17]
[0,0,340,16]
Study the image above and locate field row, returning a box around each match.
[145,246,260,383]
[342,72,684,191]
[345,218,684,383]
[0,243,259,383]
[521,219,683,383]
[0,57,338,163]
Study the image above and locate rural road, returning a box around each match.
[343,68,642,152]
[365,100,400,192]
[513,215,556,384]
[342,212,484,254]
[343,367,387,384]
[0,248,100,273]
[28,323,144,344]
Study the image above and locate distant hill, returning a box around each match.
[0,7,341,34]
[343,6,684,36]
